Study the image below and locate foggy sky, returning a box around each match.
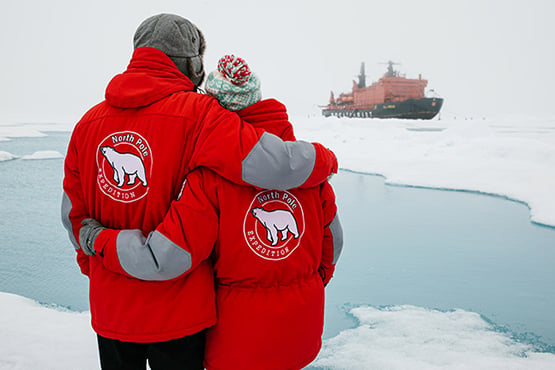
[1,0,554,123]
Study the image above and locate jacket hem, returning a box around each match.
[203,338,322,370]
[92,318,216,343]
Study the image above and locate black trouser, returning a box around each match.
[97,330,206,370]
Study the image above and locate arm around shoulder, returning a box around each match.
[191,99,338,190]
[82,169,219,281]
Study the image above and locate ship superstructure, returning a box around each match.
[323,61,443,119]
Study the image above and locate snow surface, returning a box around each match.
[20,150,64,160]
[0,293,98,370]
[0,125,47,140]
[2,115,555,369]
[0,151,17,161]
[295,114,555,228]
[313,305,555,370]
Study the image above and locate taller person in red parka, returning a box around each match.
[80,56,344,370]
[62,14,338,370]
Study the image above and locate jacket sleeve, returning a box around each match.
[190,98,337,190]
[61,129,90,277]
[318,182,343,286]
[92,169,219,281]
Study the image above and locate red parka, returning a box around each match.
[89,99,344,369]
[61,47,338,343]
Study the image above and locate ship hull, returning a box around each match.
[322,97,443,120]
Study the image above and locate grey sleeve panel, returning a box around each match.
[329,213,344,264]
[61,192,79,250]
[116,230,192,281]
[242,132,316,190]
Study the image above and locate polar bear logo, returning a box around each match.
[251,207,299,246]
[100,146,148,187]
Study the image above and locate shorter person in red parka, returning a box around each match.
[80,55,343,370]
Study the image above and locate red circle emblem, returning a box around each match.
[96,131,152,203]
[243,190,305,261]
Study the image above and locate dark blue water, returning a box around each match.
[2,131,555,350]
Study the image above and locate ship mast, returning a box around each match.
[357,62,366,88]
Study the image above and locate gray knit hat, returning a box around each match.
[133,14,206,86]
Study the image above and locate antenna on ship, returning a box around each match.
[380,60,401,77]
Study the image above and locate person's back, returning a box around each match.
[64,45,223,342]
[152,98,342,369]
[62,14,338,369]
[191,168,337,370]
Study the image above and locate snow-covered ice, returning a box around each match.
[295,114,555,228]
[0,125,47,141]
[313,305,555,370]
[0,293,98,370]
[0,151,18,161]
[20,150,64,160]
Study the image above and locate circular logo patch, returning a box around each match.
[96,131,152,203]
[243,190,305,261]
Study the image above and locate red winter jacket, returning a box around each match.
[61,47,338,343]
[90,99,344,369]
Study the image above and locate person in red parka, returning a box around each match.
[62,14,338,370]
[80,55,344,370]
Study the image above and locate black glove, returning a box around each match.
[79,218,106,256]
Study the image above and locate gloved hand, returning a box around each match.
[79,218,106,256]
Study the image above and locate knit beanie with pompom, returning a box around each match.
[205,55,261,111]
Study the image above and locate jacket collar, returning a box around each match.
[238,99,296,141]
[105,47,195,108]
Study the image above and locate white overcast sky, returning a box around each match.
[1,0,554,123]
